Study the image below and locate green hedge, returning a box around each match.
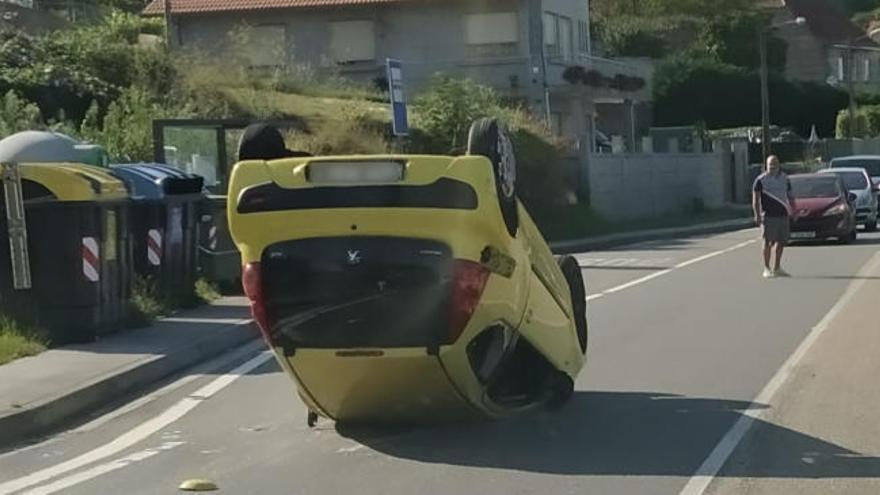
[654,55,848,138]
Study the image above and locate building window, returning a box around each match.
[329,20,376,63]
[464,12,519,58]
[837,56,845,82]
[465,12,518,44]
[559,16,573,62]
[863,56,871,82]
[543,12,574,62]
[543,13,559,57]
[578,20,590,54]
[242,25,286,68]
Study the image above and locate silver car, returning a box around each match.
[830,155,880,189]
[819,167,878,231]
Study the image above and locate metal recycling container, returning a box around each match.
[0,163,131,344]
[110,164,205,302]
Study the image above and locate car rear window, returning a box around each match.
[831,159,880,177]
[837,171,869,190]
[790,177,841,198]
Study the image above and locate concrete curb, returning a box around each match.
[550,218,755,253]
[0,319,257,448]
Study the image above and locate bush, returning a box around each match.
[592,15,674,58]
[414,75,501,152]
[0,91,43,136]
[413,75,573,214]
[89,87,169,162]
[835,106,880,138]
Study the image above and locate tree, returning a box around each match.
[698,11,787,71]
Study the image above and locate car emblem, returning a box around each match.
[347,250,362,265]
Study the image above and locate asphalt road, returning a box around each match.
[2,228,879,495]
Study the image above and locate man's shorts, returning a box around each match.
[763,215,790,243]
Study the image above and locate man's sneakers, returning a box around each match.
[763,267,791,279]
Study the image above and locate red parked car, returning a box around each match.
[789,173,858,244]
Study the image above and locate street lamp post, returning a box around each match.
[759,17,806,162]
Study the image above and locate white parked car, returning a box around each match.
[819,167,878,231]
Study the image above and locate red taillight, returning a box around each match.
[242,262,274,344]
[449,260,490,344]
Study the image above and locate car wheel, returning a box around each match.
[545,372,574,411]
[556,255,588,354]
[866,219,877,232]
[467,118,518,237]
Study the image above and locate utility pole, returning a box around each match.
[757,17,806,162]
[848,43,858,138]
[759,29,771,161]
[164,0,172,47]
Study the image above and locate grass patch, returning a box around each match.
[194,278,221,304]
[535,203,751,242]
[0,314,47,366]
[127,276,171,328]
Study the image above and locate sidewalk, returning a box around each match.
[0,297,255,448]
[707,253,880,494]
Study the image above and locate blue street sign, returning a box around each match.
[386,59,409,136]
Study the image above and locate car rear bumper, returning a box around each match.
[855,208,876,224]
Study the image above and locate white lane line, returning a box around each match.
[0,338,265,461]
[23,442,185,495]
[585,239,756,302]
[73,339,267,434]
[679,251,880,495]
[0,351,273,495]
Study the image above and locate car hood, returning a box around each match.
[793,197,841,214]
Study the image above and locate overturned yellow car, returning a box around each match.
[228,120,588,426]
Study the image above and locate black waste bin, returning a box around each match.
[198,195,241,292]
[0,163,132,344]
[111,164,205,303]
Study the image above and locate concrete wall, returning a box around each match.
[587,152,728,220]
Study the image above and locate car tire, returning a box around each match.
[866,219,877,232]
[545,372,574,411]
[839,229,857,244]
[467,118,518,237]
[556,255,588,354]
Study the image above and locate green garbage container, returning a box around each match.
[0,163,132,344]
[110,164,205,303]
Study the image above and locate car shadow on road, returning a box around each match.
[337,391,880,479]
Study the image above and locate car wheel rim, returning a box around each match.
[496,131,516,199]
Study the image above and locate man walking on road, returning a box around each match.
[753,155,794,278]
